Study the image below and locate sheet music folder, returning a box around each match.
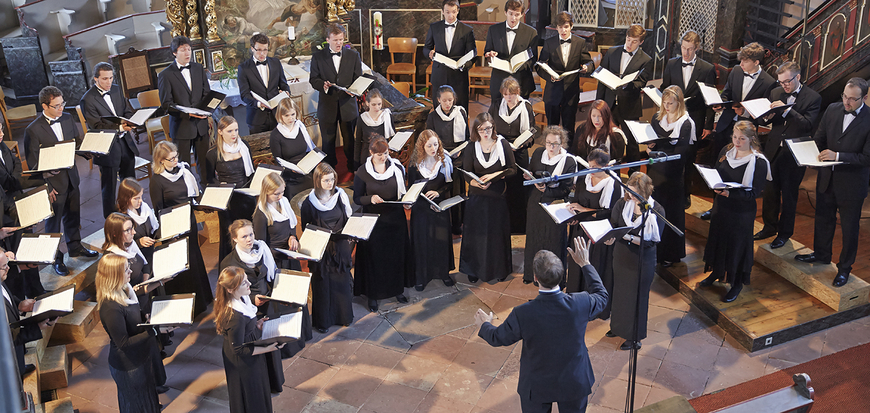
[24,140,76,174]
[235,164,283,196]
[101,107,158,126]
[10,233,62,264]
[245,310,304,346]
[258,270,311,305]
[173,91,228,117]
[139,293,196,327]
[139,237,190,286]
[77,131,117,155]
[158,202,192,241]
[579,219,633,244]
[11,284,75,327]
[196,184,235,210]
[14,185,54,229]
[340,213,379,240]
[276,225,332,262]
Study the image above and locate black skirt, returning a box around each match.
[410,200,455,286]
[523,189,568,282]
[459,194,512,282]
[109,354,161,413]
[353,205,414,300]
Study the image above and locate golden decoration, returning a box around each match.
[204,0,220,42]
[187,0,201,40]
[165,0,186,38]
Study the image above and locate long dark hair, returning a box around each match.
[576,100,617,151]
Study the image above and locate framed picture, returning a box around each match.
[194,49,205,65]
[211,50,225,71]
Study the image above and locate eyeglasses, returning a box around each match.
[164,155,179,162]
[253,47,269,53]
[545,141,561,147]
[842,94,863,103]
[778,73,799,85]
[477,126,494,133]
[47,101,66,110]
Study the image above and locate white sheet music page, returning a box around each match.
[624,121,660,144]
[643,87,663,107]
[580,219,613,243]
[297,227,331,261]
[447,141,468,158]
[262,312,302,339]
[151,238,189,281]
[159,203,191,240]
[37,141,76,171]
[341,215,379,240]
[126,108,158,126]
[15,235,60,263]
[271,271,312,305]
[149,297,194,325]
[296,150,326,174]
[591,67,638,89]
[697,82,725,105]
[31,286,74,316]
[509,130,534,150]
[15,189,53,228]
[540,202,576,224]
[199,186,234,210]
[347,77,375,96]
[388,131,414,152]
[236,167,280,196]
[79,132,116,154]
[786,140,843,167]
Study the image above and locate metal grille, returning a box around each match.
[615,0,646,28]
[569,0,600,27]
[678,0,719,52]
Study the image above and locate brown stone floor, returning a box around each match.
[13,94,870,412]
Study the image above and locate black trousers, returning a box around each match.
[814,186,863,274]
[520,395,588,413]
[319,116,356,172]
[99,148,137,218]
[761,148,806,239]
[545,99,578,146]
[177,134,210,185]
[48,185,82,260]
[248,113,278,134]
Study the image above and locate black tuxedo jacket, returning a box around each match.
[309,47,362,124]
[813,103,870,199]
[715,67,777,133]
[661,56,716,130]
[758,85,822,160]
[157,62,211,140]
[478,264,607,403]
[596,45,651,120]
[424,20,477,74]
[536,34,592,105]
[237,57,291,127]
[3,281,42,375]
[484,22,538,97]
[24,113,82,193]
[79,84,140,169]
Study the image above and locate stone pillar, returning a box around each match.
[714,0,752,66]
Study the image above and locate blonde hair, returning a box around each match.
[412,129,444,165]
[96,254,132,309]
[274,97,299,125]
[216,116,239,162]
[152,141,178,174]
[656,85,687,121]
[214,266,246,334]
[257,173,286,226]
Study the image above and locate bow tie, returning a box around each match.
[255,60,268,66]
[47,118,59,126]
[623,49,635,57]
[179,65,190,71]
[330,51,341,57]
[506,27,517,33]
[445,22,456,28]
[100,90,111,97]
[560,39,571,44]
[681,61,694,67]
[787,91,799,98]
[845,109,857,117]
[743,72,757,79]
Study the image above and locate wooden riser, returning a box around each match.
[50,301,99,345]
[38,345,69,390]
[35,397,74,413]
[23,353,41,405]
[684,196,870,311]
[24,323,54,362]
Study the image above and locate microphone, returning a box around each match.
[648,151,668,158]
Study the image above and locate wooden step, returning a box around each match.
[38,345,69,390]
[24,323,55,362]
[80,228,106,253]
[23,352,41,404]
[50,301,99,345]
[38,254,99,294]
[684,195,870,311]
[35,397,75,413]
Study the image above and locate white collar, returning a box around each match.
[475,137,507,169]
[507,22,520,30]
[681,56,696,65]
[231,296,258,318]
[418,156,453,182]
[307,188,353,217]
[235,241,277,282]
[365,156,406,198]
[258,196,298,227]
[128,204,159,232]
[539,285,561,293]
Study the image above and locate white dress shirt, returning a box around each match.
[97,86,117,116]
[45,116,64,141]
[506,23,519,55]
[177,60,192,90]
[741,68,761,100]
[681,57,696,89]
[254,58,269,86]
[445,20,456,54]
[843,104,864,133]
[331,50,342,74]
[559,36,571,67]
[619,48,633,75]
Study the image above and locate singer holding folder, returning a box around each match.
[150,141,213,316]
[24,86,99,276]
[483,0,538,105]
[426,85,469,235]
[354,89,395,170]
[253,174,301,271]
[572,100,627,162]
[117,179,159,263]
[2,250,53,379]
[237,33,291,134]
[270,99,315,199]
[424,0,476,110]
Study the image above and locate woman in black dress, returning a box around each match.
[700,121,770,302]
[300,163,355,332]
[150,141,213,316]
[253,173,301,270]
[565,149,622,314]
[605,172,664,350]
[489,77,535,234]
[354,89,395,169]
[353,135,414,312]
[117,178,158,264]
[572,100,627,162]
[270,98,316,199]
[647,86,693,267]
[96,254,170,413]
[459,112,517,283]
[205,116,256,261]
[426,85,469,234]
[408,130,456,291]
[214,266,277,413]
[523,125,577,284]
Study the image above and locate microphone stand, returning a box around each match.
[525,155,684,413]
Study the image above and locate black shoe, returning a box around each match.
[523,279,533,284]
[723,284,743,302]
[415,284,425,292]
[160,351,169,360]
[396,294,409,304]
[700,210,712,220]
[23,364,36,375]
[698,274,718,287]
[443,278,455,287]
[794,253,830,264]
[533,281,539,287]
[467,275,478,283]
[684,196,692,210]
[53,262,69,276]
[660,260,675,268]
[605,330,617,338]
[754,228,777,240]
[156,385,170,394]
[497,277,507,282]
[314,326,329,334]
[368,299,378,312]
[770,237,788,249]
[620,340,642,350]
[68,246,99,258]
[833,272,849,287]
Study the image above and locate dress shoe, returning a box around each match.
[794,253,830,264]
[833,272,849,287]
[605,330,617,338]
[723,284,743,302]
[160,351,169,360]
[770,237,788,249]
[684,196,692,210]
[660,260,675,268]
[523,279,533,284]
[368,299,378,313]
[497,277,507,282]
[396,294,409,304]
[53,262,69,276]
[442,277,455,287]
[698,273,718,287]
[314,326,329,334]
[619,340,642,350]
[467,275,479,283]
[68,246,99,258]
[753,228,777,240]
[156,385,170,394]
[415,284,425,292]
[700,210,712,220]
[23,364,36,375]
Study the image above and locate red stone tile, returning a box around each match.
[652,360,711,398]
[302,337,364,366]
[283,357,339,394]
[385,353,450,391]
[603,353,663,387]
[495,344,521,381]
[272,387,316,413]
[589,377,650,411]
[475,378,522,413]
[360,381,428,412]
[661,335,720,371]
[301,395,359,413]
[464,285,502,308]
[408,334,467,363]
[452,341,513,377]
[642,385,681,408]
[431,364,494,405]
[413,393,475,413]
[500,276,540,301]
[344,342,405,379]
[316,368,383,407]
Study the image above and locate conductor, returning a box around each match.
[475,237,607,413]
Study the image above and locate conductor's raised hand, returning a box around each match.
[474,308,494,327]
[567,236,591,267]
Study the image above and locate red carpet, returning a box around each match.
[689,342,870,412]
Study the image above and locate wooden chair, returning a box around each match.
[73,105,94,170]
[530,46,544,99]
[386,37,418,91]
[392,81,411,98]
[469,40,491,100]
[425,63,433,98]
[136,89,168,154]
[0,87,38,135]
[532,81,547,127]
[589,51,602,69]
[134,156,151,181]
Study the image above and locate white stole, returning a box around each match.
[258,196,298,228]
[435,105,467,143]
[307,188,353,217]
[236,241,277,282]
[365,156,406,199]
[277,120,316,151]
[222,141,254,176]
[360,109,395,138]
[622,198,661,242]
[725,147,772,187]
[159,163,199,197]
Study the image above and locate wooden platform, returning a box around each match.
[658,197,870,352]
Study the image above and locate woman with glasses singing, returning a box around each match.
[522,125,577,285]
[459,112,517,283]
[150,140,213,316]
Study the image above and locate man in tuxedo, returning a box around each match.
[158,36,211,184]
[536,12,593,147]
[424,0,476,110]
[476,237,607,413]
[484,0,538,106]
[2,250,53,378]
[596,24,651,166]
[238,33,291,133]
[24,86,98,276]
[309,23,362,173]
[661,30,716,208]
[80,62,141,218]
[755,62,821,247]
[795,78,870,287]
